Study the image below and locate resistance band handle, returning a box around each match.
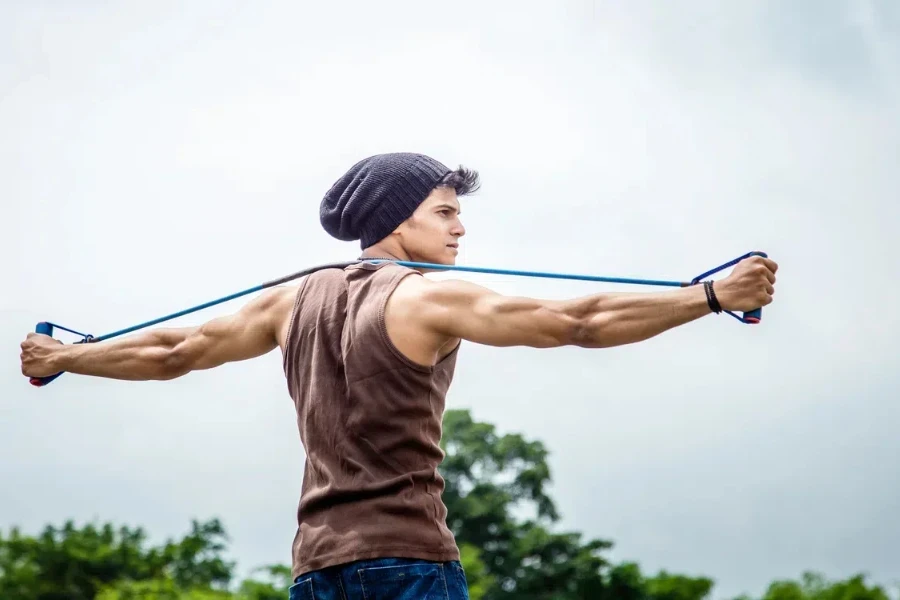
[29,322,64,387]
[741,251,768,324]
[742,307,762,324]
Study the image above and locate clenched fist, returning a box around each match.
[714,255,778,312]
[20,333,63,378]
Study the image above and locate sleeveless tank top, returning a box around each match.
[282,260,460,578]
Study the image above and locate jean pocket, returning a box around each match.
[450,562,470,599]
[289,577,315,600]
[358,562,448,600]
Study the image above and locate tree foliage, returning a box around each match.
[0,518,279,600]
[0,409,891,599]
[754,572,892,600]
[439,409,715,600]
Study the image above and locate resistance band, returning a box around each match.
[28,251,768,388]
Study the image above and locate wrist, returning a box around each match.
[52,343,81,372]
[703,281,723,314]
[679,283,718,320]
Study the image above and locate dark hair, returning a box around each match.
[438,165,481,196]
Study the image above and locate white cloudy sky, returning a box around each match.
[2,1,898,597]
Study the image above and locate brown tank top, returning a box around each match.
[281,260,460,578]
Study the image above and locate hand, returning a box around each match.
[20,333,63,378]
[714,255,778,312]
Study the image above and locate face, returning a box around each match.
[392,186,466,265]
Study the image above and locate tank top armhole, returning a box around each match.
[376,268,435,374]
[281,275,311,375]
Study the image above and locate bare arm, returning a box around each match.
[409,280,712,349]
[27,287,295,381]
[404,255,777,349]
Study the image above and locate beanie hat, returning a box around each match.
[320,152,451,249]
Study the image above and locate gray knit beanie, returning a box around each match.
[320,152,451,249]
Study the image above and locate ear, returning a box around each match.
[394,214,419,234]
[387,222,407,243]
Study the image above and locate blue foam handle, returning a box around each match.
[742,307,762,324]
[29,322,64,387]
[741,251,768,324]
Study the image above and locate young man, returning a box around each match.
[20,152,778,599]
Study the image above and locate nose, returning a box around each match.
[451,218,466,238]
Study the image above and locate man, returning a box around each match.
[20,152,778,599]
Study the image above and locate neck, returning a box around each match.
[359,242,410,261]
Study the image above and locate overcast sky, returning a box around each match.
[2,1,899,598]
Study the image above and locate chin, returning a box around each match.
[443,247,459,264]
[412,246,458,268]
[422,249,457,267]
[428,258,455,267]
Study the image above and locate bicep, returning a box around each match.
[414,279,579,348]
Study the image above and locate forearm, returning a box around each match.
[53,328,193,380]
[569,284,712,348]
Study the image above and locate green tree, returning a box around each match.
[439,409,612,598]
[753,572,891,600]
[606,562,648,600]
[458,543,495,600]
[0,518,234,600]
[645,571,714,600]
[95,576,232,600]
[234,565,294,600]
[2,410,893,600]
[440,409,716,600]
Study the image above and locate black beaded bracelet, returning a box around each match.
[703,280,722,314]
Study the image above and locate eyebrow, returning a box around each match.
[435,203,461,215]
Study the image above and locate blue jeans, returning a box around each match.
[289,557,470,600]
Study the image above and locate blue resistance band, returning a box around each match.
[28,251,768,388]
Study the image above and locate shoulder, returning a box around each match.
[247,285,300,323]
[258,284,298,306]
[390,275,497,320]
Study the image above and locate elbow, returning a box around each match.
[567,312,611,349]
[570,313,650,350]
[568,315,594,348]
[542,308,601,349]
[158,346,192,380]
[558,296,629,349]
[547,299,596,348]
